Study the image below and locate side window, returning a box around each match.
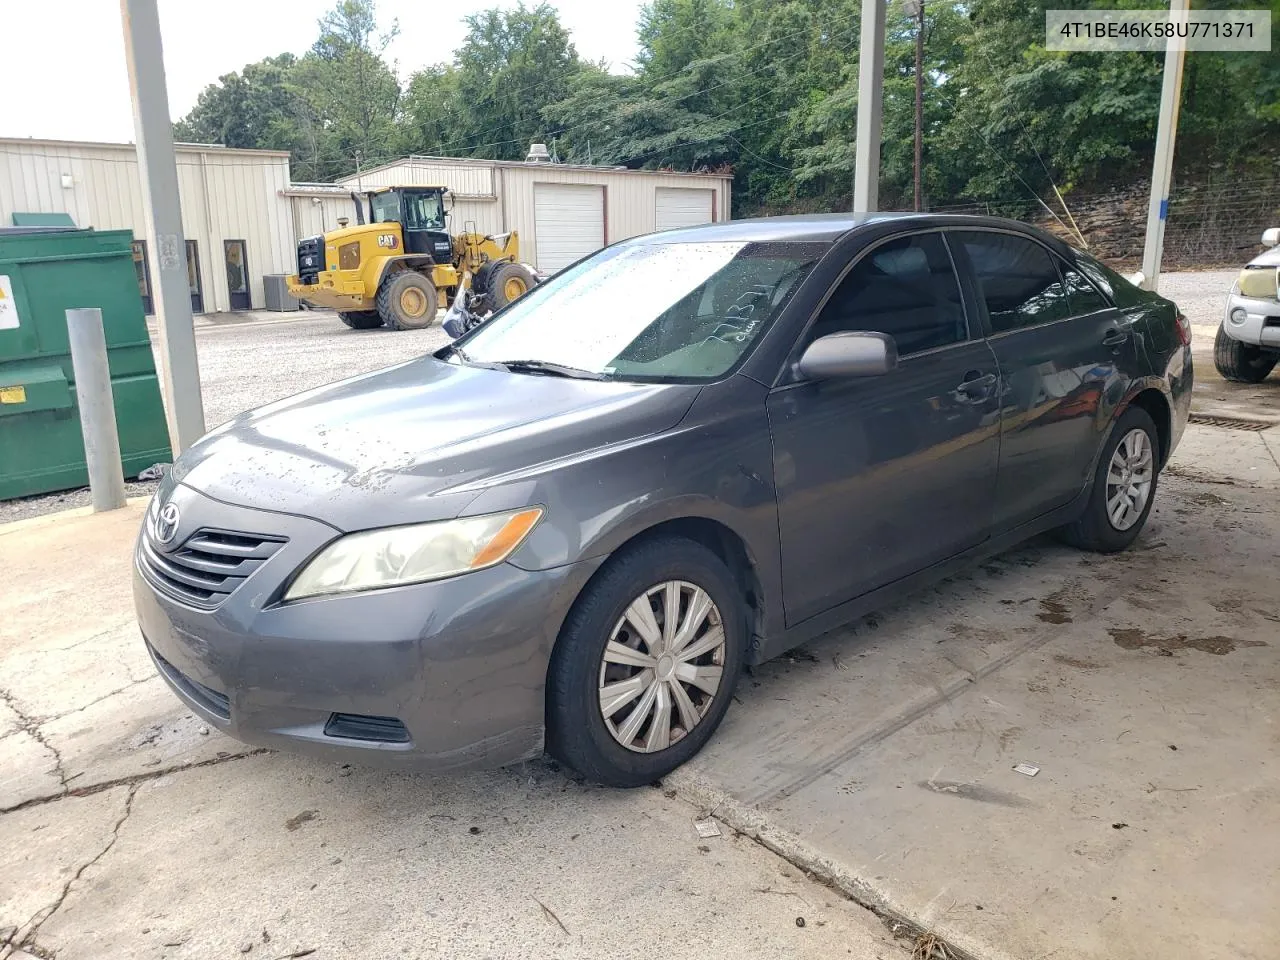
[810,232,967,356]
[954,231,1072,334]
[1056,259,1112,316]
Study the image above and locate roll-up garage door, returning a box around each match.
[533,183,605,272]
[655,187,715,232]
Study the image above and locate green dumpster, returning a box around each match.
[0,227,172,501]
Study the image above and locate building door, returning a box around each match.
[186,241,204,314]
[132,240,153,315]
[223,239,251,310]
[655,187,715,232]
[533,183,605,273]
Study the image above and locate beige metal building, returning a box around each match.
[0,138,296,314]
[335,156,734,273]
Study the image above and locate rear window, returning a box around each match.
[1075,254,1149,308]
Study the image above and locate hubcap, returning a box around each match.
[598,581,726,754]
[400,287,427,318]
[504,277,526,301]
[1105,428,1154,531]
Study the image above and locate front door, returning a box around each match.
[949,230,1139,532]
[768,231,1002,626]
[223,240,251,310]
[186,240,204,313]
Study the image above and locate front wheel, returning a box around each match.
[547,536,746,787]
[1214,325,1277,382]
[376,271,439,331]
[1059,406,1160,553]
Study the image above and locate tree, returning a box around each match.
[292,0,402,175]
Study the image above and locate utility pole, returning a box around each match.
[1140,0,1190,294]
[908,0,925,212]
[120,0,205,454]
[853,0,887,212]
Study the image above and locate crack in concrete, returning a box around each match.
[667,770,981,960]
[41,676,158,724]
[0,748,270,816]
[0,687,69,797]
[0,783,139,960]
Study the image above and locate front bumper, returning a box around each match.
[1222,294,1280,349]
[134,483,601,771]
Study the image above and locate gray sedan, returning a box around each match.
[134,213,1193,787]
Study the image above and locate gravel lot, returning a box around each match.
[0,269,1251,524]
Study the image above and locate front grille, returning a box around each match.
[297,235,323,283]
[140,528,286,609]
[149,645,231,720]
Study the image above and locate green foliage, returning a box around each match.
[175,0,1280,211]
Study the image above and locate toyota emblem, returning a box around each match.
[155,502,181,545]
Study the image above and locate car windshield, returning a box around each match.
[459,241,823,382]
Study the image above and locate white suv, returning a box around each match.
[1217,227,1280,382]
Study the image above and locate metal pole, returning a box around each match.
[67,309,127,512]
[1140,0,1190,293]
[853,0,887,213]
[913,0,925,212]
[120,0,206,453]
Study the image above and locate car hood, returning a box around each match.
[1248,245,1280,268]
[174,356,700,531]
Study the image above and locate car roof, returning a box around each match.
[631,211,1072,250]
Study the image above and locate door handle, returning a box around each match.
[955,371,997,402]
[1101,328,1129,346]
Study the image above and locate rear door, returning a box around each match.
[950,230,1137,532]
[767,231,1002,626]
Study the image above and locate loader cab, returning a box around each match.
[367,186,454,263]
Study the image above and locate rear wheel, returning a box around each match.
[1059,406,1160,553]
[338,310,383,330]
[376,271,439,331]
[486,261,537,311]
[547,536,746,787]
[1214,325,1277,382]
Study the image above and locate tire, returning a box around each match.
[1059,406,1160,553]
[485,261,537,311]
[338,310,383,330]
[376,271,439,331]
[547,536,747,787]
[1214,325,1277,383]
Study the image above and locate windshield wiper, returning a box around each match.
[493,359,609,381]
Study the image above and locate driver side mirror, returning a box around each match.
[1262,227,1280,248]
[798,331,898,380]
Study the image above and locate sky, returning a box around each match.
[3,0,646,144]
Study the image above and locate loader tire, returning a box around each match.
[338,310,383,330]
[377,271,439,331]
[486,261,537,312]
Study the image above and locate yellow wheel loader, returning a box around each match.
[286,185,538,331]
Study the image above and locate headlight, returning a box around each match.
[284,508,543,601]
